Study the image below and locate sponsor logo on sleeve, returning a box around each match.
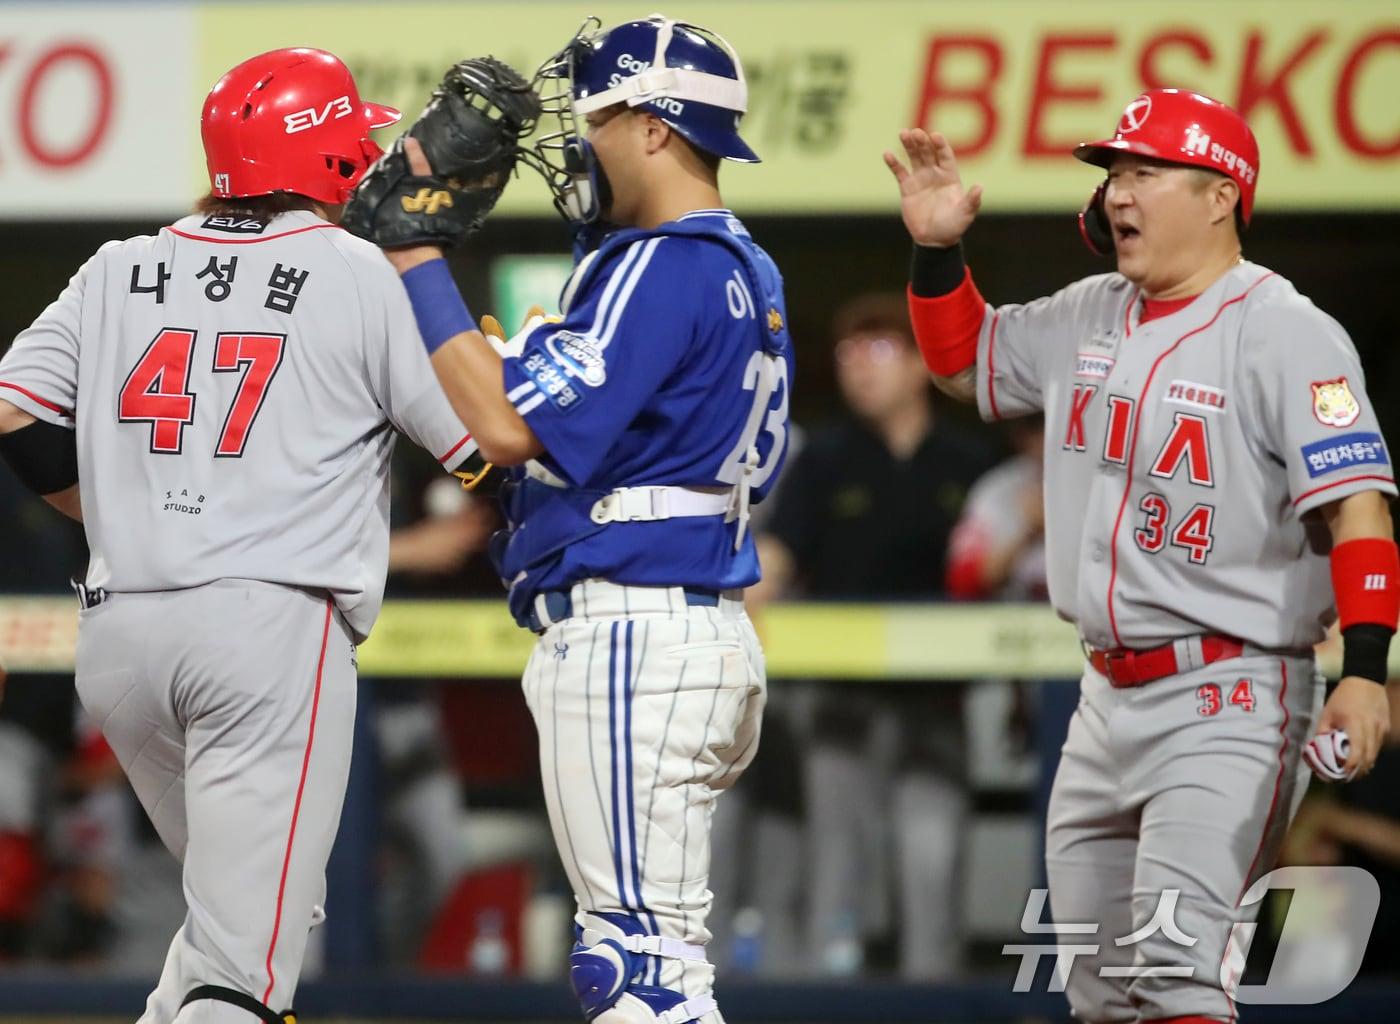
[1300,432,1389,478]
[544,330,607,387]
[521,347,583,412]
[1165,379,1227,413]
[1312,377,1361,427]
[1075,353,1115,379]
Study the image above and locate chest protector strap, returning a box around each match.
[563,217,790,552]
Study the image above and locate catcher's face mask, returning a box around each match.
[523,18,613,228]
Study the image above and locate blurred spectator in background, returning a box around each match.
[38,718,131,963]
[750,292,997,979]
[943,418,1048,826]
[0,687,45,960]
[945,417,1047,602]
[380,462,498,963]
[1285,679,1400,978]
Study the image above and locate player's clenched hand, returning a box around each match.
[883,129,984,248]
[1315,676,1391,779]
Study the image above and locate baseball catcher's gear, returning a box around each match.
[1075,89,1259,255]
[342,57,541,249]
[202,48,401,204]
[524,15,757,231]
[570,912,717,1023]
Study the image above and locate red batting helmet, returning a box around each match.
[201,48,401,204]
[1074,88,1260,223]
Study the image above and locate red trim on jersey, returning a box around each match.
[1122,289,1139,339]
[1105,274,1275,645]
[1292,474,1396,508]
[985,312,1003,421]
[0,381,72,418]
[263,597,333,1005]
[166,223,338,245]
[1138,294,1198,325]
[1222,658,1291,1024]
[438,432,474,465]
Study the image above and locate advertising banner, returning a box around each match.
[0,3,197,216]
[2,1,1396,217]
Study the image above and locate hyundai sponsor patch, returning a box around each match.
[1300,432,1388,478]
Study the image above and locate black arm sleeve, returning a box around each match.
[0,418,78,495]
[909,243,967,298]
[1340,623,1393,685]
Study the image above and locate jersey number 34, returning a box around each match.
[118,327,285,457]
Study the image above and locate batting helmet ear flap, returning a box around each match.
[1078,180,1113,256]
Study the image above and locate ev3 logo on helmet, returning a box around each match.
[283,95,354,135]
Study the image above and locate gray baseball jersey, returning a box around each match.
[974,260,1396,650]
[0,210,474,639]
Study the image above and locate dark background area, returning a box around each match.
[6,211,1397,443]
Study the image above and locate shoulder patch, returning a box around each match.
[1312,377,1360,428]
[544,330,607,387]
[1301,432,1388,478]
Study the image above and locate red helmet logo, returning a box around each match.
[1118,95,1152,135]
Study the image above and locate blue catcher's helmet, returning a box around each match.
[525,14,758,233]
[572,15,758,163]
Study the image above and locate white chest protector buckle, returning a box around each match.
[589,485,731,525]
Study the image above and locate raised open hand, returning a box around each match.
[883,129,984,248]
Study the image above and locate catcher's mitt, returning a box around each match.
[343,57,541,248]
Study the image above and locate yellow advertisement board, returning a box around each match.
[198,1,1400,214]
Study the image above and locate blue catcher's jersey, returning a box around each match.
[496,210,792,626]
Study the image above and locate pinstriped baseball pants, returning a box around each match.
[522,581,767,1023]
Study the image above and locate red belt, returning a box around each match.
[1087,634,1245,688]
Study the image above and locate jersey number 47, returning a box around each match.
[118,327,285,457]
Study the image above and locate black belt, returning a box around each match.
[527,586,721,634]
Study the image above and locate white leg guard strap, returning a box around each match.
[590,992,717,1024]
[580,929,708,962]
[571,915,718,1023]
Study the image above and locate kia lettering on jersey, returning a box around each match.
[1062,382,1216,487]
[283,95,354,134]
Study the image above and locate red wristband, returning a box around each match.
[907,268,986,377]
[1330,537,1400,631]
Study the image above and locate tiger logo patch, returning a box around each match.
[1312,377,1361,428]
